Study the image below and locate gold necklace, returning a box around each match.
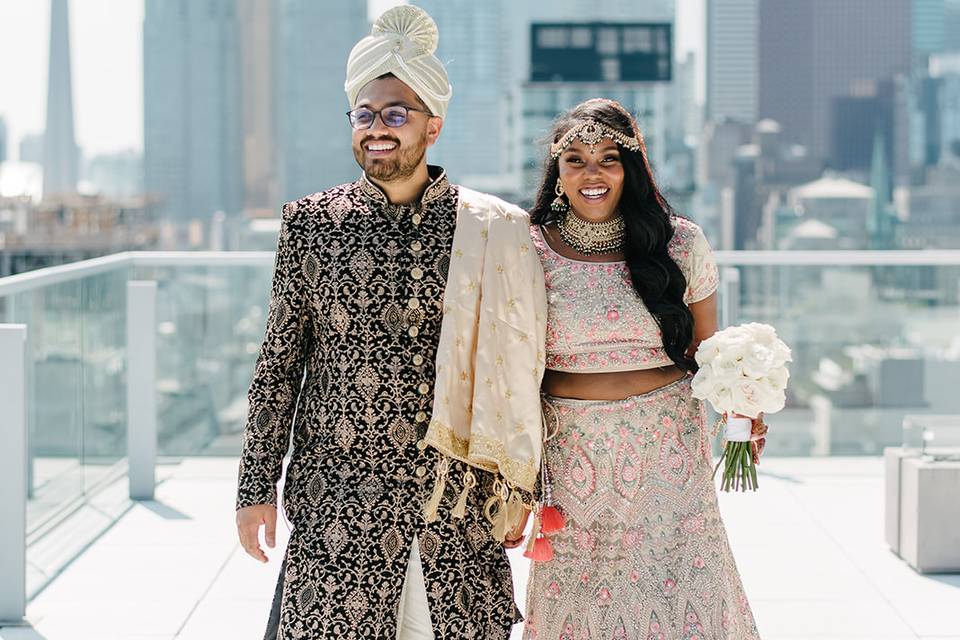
[556,210,625,255]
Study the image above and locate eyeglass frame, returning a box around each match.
[345,104,435,130]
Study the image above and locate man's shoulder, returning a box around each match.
[456,186,530,224]
[281,181,360,222]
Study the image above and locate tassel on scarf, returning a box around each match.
[538,449,566,534]
[451,469,476,519]
[523,507,542,556]
[523,507,554,563]
[539,505,566,534]
[423,456,450,523]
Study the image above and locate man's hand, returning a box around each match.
[236,504,277,563]
[503,507,531,549]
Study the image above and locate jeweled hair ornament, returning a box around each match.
[549,119,643,160]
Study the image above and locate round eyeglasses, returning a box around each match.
[346,105,433,130]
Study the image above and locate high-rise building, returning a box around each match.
[914,0,946,57]
[43,0,79,197]
[758,0,912,167]
[238,0,278,214]
[276,0,367,201]
[706,0,759,124]
[947,0,960,51]
[414,0,516,191]
[144,0,243,221]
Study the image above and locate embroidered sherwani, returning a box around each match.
[236,167,525,639]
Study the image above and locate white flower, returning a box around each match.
[691,323,791,417]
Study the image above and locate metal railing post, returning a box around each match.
[127,281,157,501]
[0,324,27,623]
[720,266,741,328]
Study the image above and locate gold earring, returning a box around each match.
[551,178,568,213]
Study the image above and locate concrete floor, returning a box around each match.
[2,457,958,639]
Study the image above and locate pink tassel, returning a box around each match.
[523,535,554,563]
[539,505,566,534]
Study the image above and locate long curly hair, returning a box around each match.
[530,99,697,372]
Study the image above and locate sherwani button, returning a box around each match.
[418,383,430,394]
[415,465,427,477]
[412,354,424,366]
[411,240,423,251]
[412,213,422,225]
[411,267,424,279]
[408,326,420,337]
[415,411,428,422]
[416,439,428,450]
[408,297,421,310]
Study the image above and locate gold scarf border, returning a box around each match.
[422,419,536,542]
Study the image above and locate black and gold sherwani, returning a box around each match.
[236,167,521,639]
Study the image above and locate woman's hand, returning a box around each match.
[502,507,531,549]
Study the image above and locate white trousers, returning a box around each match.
[396,535,435,640]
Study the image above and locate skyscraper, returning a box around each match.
[758,0,912,166]
[276,0,367,201]
[238,0,278,214]
[913,0,946,58]
[414,0,516,190]
[706,0,759,124]
[144,0,243,221]
[42,0,79,197]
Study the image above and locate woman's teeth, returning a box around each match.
[580,187,609,200]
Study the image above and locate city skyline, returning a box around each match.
[0,0,704,161]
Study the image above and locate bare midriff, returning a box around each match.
[542,365,686,401]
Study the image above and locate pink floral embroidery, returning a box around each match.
[531,219,718,373]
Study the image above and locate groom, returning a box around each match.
[235,5,545,639]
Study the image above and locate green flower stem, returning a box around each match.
[713,441,760,493]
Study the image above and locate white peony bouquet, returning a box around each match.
[691,323,792,492]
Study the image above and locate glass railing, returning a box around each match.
[2,249,959,534]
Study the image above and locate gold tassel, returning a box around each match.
[422,456,450,523]
[524,505,542,556]
[490,498,509,542]
[451,469,477,519]
[505,488,524,532]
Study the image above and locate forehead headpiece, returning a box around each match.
[549,119,643,160]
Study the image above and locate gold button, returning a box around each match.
[408,326,420,338]
[416,439,428,451]
[415,465,427,477]
[412,354,424,366]
[412,213,422,225]
[411,240,423,252]
[411,267,424,280]
[408,297,420,310]
[418,383,430,395]
[416,411,428,423]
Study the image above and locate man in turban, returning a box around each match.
[235,5,546,639]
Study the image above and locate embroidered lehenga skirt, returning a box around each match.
[523,377,761,640]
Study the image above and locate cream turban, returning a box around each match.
[344,5,452,119]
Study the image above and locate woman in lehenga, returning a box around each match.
[511,99,764,639]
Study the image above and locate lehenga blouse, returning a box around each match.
[530,216,719,373]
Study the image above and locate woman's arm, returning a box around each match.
[686,291,718,359]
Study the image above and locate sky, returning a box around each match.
[0,0,703,160]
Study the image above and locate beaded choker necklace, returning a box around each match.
[556,210,625,255]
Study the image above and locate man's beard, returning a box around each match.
[354,132,428,182]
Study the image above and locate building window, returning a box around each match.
[570,27,592,48]
[538,27,569,48]
[623,27,652,53]
[597,28,619,55]
[602,58,621,82]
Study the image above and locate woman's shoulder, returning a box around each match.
[667,215,712,263]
